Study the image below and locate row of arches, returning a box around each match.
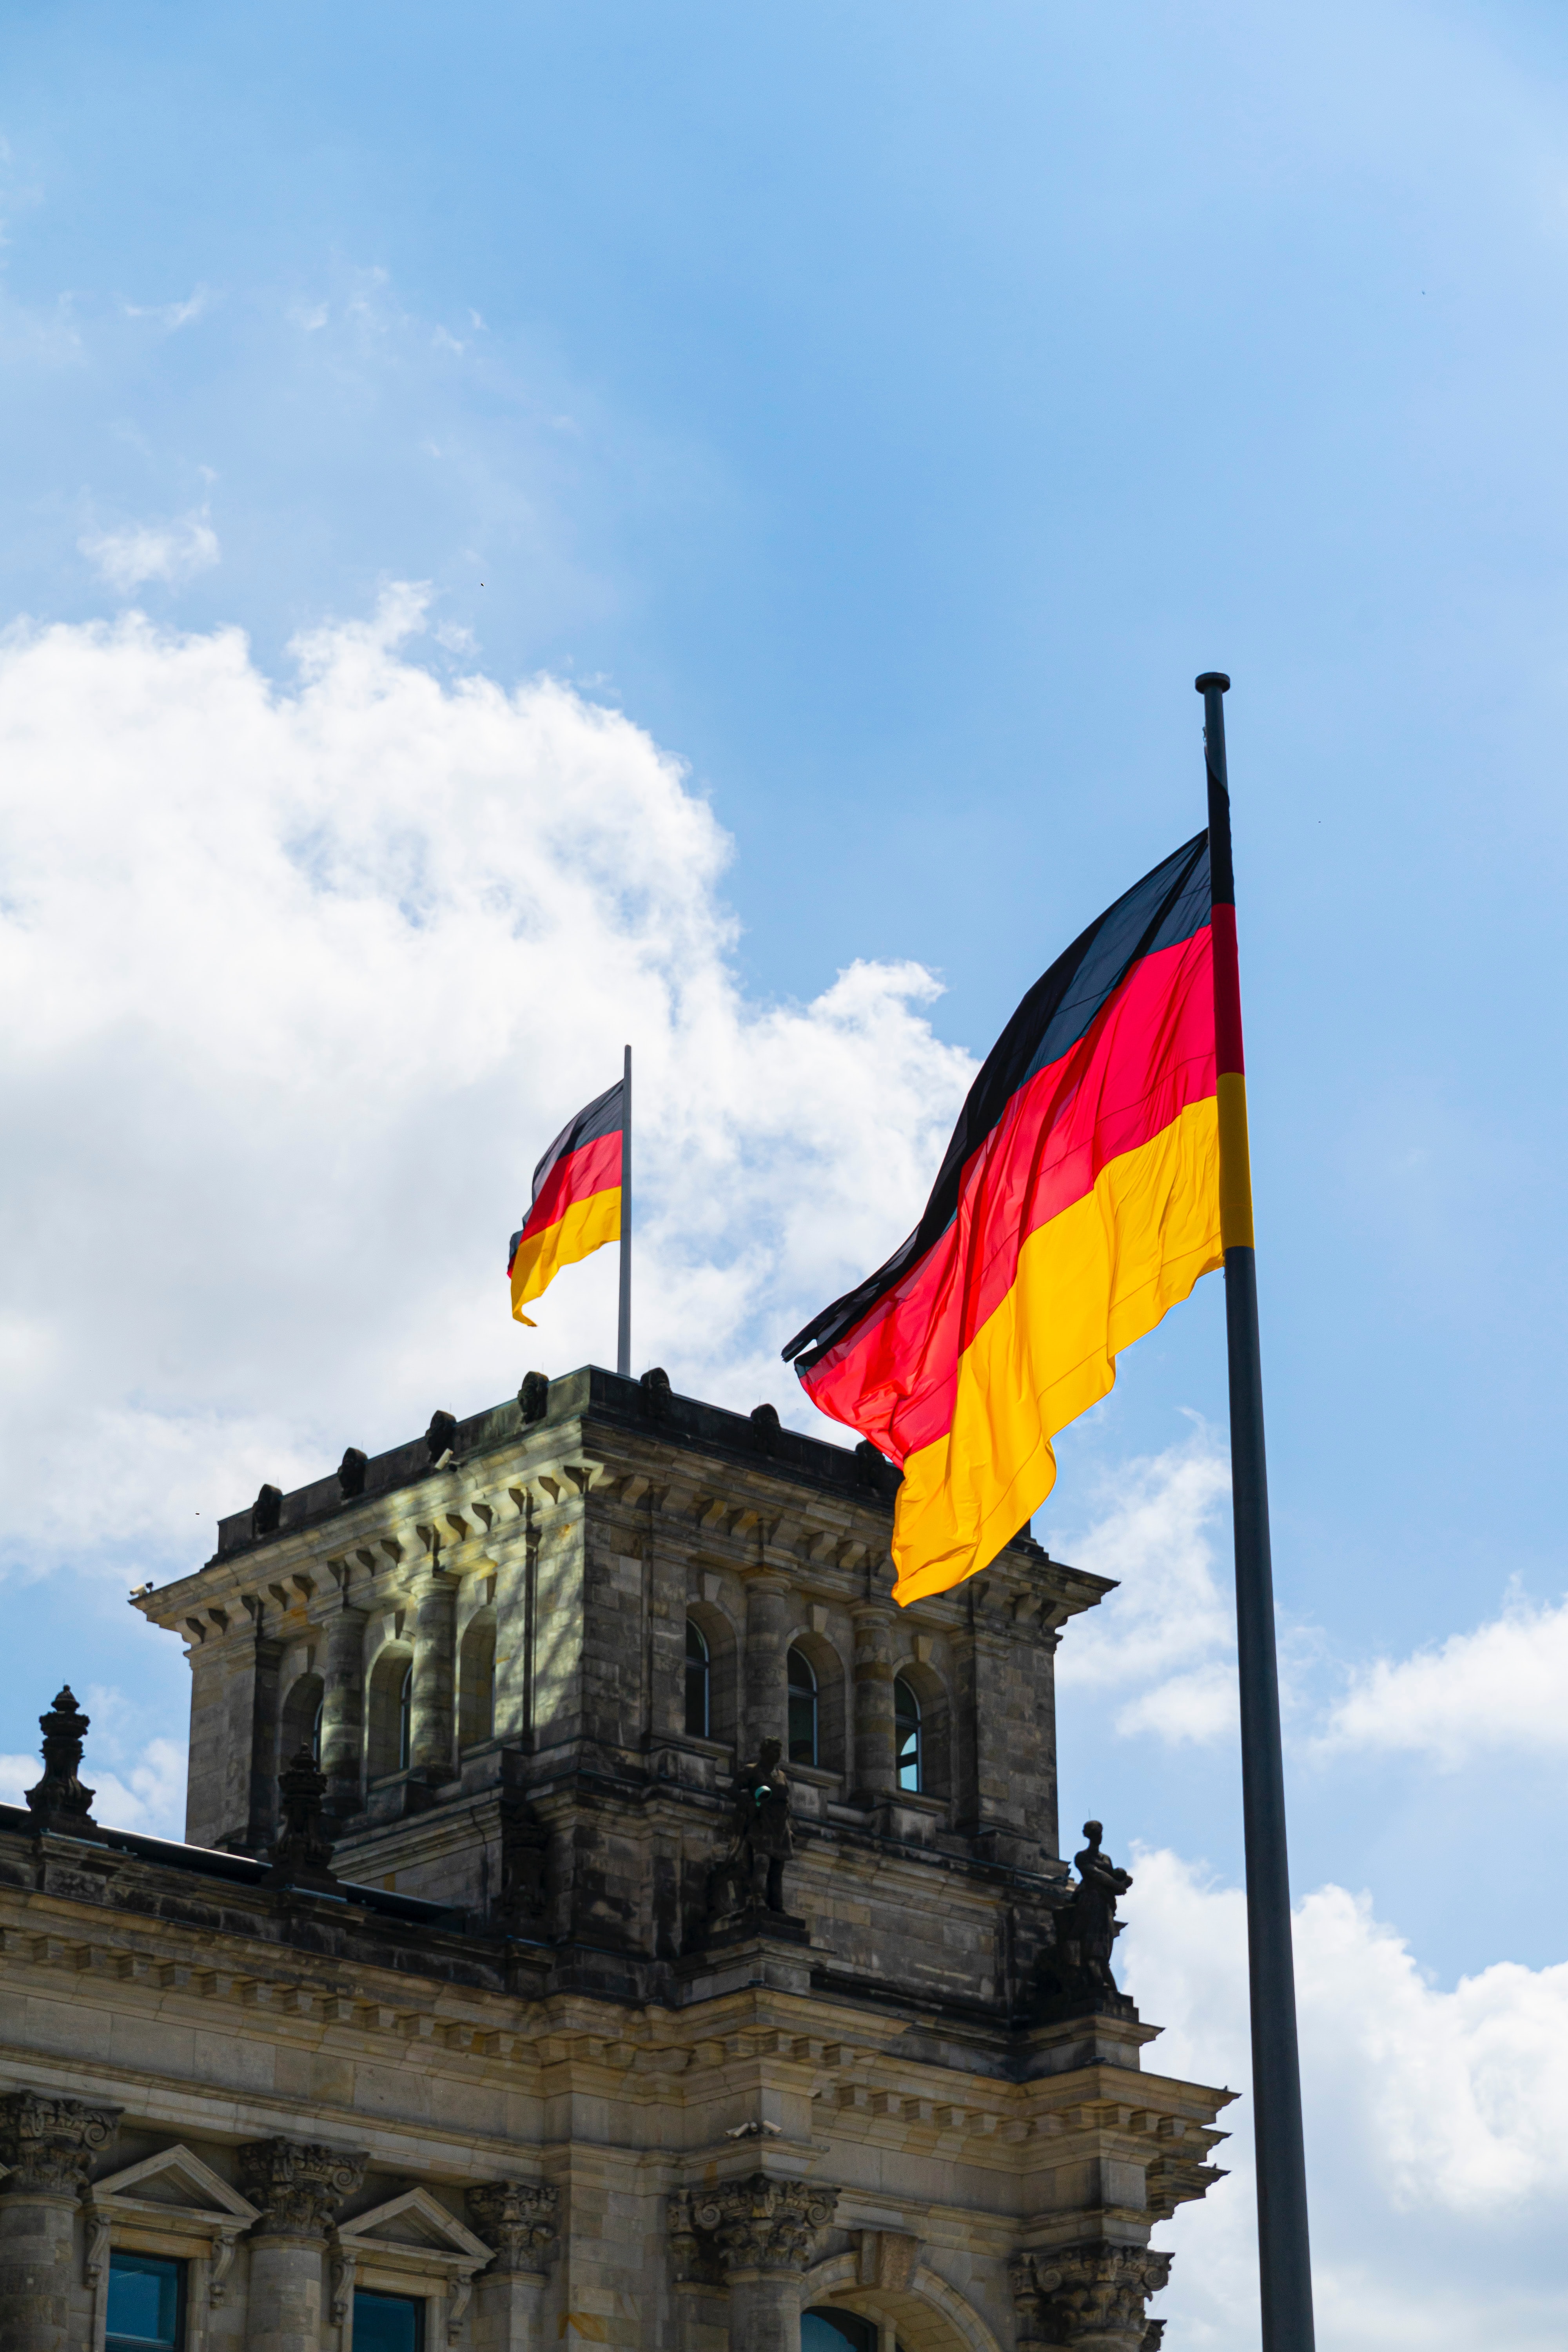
[684,1617,946,1798]
[278,1611,498,1784]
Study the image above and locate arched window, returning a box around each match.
[685,1618,711,1738]
[312,1692,324,1766]
[458,1609,497,1751]
[803,2312,882,2352]
[279,1669,323,1775]
[787,1646,818,1769]
[398,1662,413,1772]
[894,1673,922,1792]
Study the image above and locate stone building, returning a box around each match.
[0,1364,1232,2352]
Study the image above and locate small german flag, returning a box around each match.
[509,1080,625,1326]
[783,833,1228,1603]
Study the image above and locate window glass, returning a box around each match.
[312,1691,324,1764]
[354,2288,426,2352]
[684,1618,710,1738]
[398,1662,413,1771]
[106,2250,183,2351]
[802,2310,878,2352]
[894,1674,922,1792]
[787,1645,818,1768]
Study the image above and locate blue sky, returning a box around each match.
[4,4,1568,2343]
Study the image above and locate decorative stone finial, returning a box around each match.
[253,1483,283,1537]
[518,1370,550,1425]
[639,1366,671,1418]
[337,1446,368,1498]
[425,1409,459,1465]
[263,1744,339,1892]
[24,1686,98,1833]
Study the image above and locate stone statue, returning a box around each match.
[709,1737,794,1921]
[1036,1818,1134,2012]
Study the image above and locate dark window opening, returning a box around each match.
[802,2311,880,2352]
[107,2250,185,2352]
[895,1674,922,1793]
[354,2287,426,2351]
[787,1645,818,1768]
[312,1692,324,1764]
[398,1661,413,1771]
[685,1618,710,1737]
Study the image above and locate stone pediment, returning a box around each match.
[337,2185,492,2269]
[89,2143,261,2228]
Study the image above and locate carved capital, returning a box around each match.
[0,2090,120,2196]
[467,2181,560,2276]
[682,2174,838,2279]
[1010,2244,1172,2350]
[238,2138,367,2241]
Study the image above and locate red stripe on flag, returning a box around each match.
[519,1129,622,1242]
[801,924,1216,1462]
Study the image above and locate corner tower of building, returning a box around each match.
[0,1366,1233,2352]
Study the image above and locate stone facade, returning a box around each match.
[0,1365,1232,2349]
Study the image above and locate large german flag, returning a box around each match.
[509,1080,624,1326]
[783,834,1232,1604]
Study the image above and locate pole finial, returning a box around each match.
[1194,671,1231,694]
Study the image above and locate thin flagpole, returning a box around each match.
[617,1042,632,1378]
[1196,671,1316,2352]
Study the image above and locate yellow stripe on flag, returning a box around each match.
[510,1187,621,1325]
[891,1094,1223,1604]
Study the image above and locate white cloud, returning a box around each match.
[0,590,971,1584]
[1320,1586,1568,1766]
[1121,1849,1568,2350]
[1052,1423,1238,1743]
[122,285,209,331]
[78,508,220,593]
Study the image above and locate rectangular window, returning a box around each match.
[106,2250,185,2352]
[354,2288,427,2351]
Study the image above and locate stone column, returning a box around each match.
[466,2183,559,2352]
[743,1575,793,1757]
[409,1567,459,1781]
[0,2091,119,2352]
[849,1602,897,1804]
[319,1604,367,1823]
[688,2175,838,2352]
[238,2138,366,2352]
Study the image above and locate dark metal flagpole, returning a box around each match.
[1196,672,1316,2352]
[617,1042,632,1378]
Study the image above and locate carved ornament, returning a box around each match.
[467,2180,561,2276]
[0,2089,120,2196]
[237,2137,367,2240]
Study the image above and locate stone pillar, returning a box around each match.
[238,2138,366,2352]
[1009,2243,1172,2352]
[319,1604,367,1823]
[0,2092,119,2352]
[243,1627,285,1852]
[743,1574,792,1756]
[849,1602,897,1804]
[466,2182,559,2352]
[409,1567,459,1781]
[688,2175,838,2352]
